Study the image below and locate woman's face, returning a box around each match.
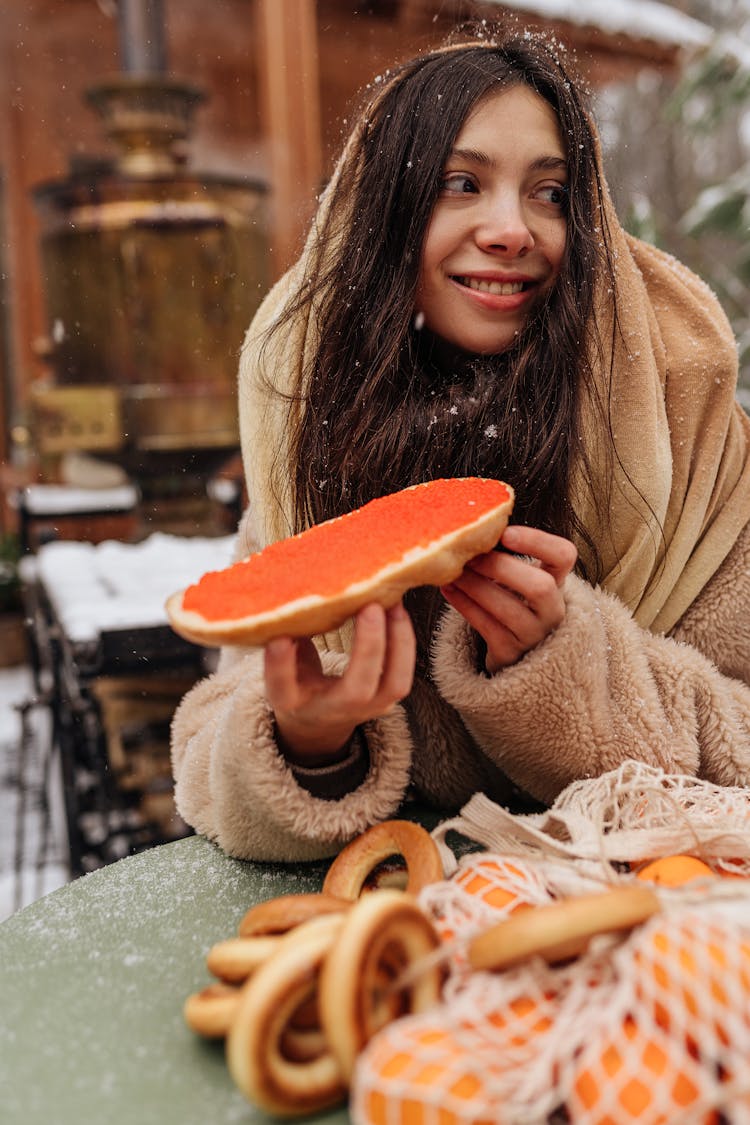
[415,84,568,358]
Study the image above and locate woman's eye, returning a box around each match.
[440,173,477,195]
[537,183,568,207]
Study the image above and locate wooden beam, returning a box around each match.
[256,0,322,279]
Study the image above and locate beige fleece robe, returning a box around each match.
[170,510,750,862]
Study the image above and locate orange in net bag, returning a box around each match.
[454,856,543,911]
[360,1022,501,1125]
[355,987,559,1125]
[569,1015,716,1125]
[633,913,750,1051]
[429,854,550,945]
[351,765,750,1124]
[564,908,750,1123]
[354,901,750,1124]
[634,854,717,887]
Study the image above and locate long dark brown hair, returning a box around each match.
[261,27,618,586]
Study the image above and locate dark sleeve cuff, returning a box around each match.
[287,728,370,800]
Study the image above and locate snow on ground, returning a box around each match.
[0,531,235,922]
[0,665,69,923]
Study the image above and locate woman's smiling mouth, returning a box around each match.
[452,276,529,295]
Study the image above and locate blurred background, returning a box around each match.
[0,0,748,916]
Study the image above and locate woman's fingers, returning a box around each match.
[465,552,565,627]
[330,603,389,706]
[264,636,308,712]
[379,603,417,703]
[267,603,414,717]
[265,603,417,761]
[499,525,578,585]
[336,603,415,710]
[442,526,577,672]
[448,567,537,635]
[441,582,524,666]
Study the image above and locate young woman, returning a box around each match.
[171,29,750,862]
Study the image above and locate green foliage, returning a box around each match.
[667,43,750,129]
[622,196,661,246]
[670,27,750,384]
[685,184,746,236]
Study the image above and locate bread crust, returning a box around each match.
[166,483,514,647]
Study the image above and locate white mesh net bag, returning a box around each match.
[351,761,750,1125]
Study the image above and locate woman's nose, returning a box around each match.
[475,195,534,257]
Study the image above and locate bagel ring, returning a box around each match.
[322,820,444,900]
[183,982,241,1039]
[468,884,660,972]
[238,892,352,937]
[319,888,445,1083]
[227,913,347,1117]
[279,986,328,1062]
[206,935,282,982]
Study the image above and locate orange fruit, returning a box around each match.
[569,1016,716,1124]
[634,920,750,1046]
[166,477,513,646]
[358,1021,502,1125]
[635,855,716,887]
[486,993,555,1048]
[455,857,538,913]
[357,989,559,1124]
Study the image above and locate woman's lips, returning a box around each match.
[454,275,527,295]
[450,274,537,309]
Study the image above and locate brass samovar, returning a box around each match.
[31,0,267,526]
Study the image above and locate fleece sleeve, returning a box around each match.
[170,646,414,862]
[431,549,750,806]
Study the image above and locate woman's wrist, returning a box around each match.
[274,718,357,768]
[285,729,370,799]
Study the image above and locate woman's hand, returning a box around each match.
[441,525,577,674]
[264,602,416,765]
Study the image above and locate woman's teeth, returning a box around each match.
[459,277,525,295]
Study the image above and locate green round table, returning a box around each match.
[0,835,351,1124]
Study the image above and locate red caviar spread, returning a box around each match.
[183,478,511,621]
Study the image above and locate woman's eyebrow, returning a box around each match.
[447,148,568,174]
[448,146,494,167]
[532,155,569,174]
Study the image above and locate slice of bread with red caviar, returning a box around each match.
[166,477,514,647]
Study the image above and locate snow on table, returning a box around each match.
[30,532,236,644]
[20,484,140,516]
